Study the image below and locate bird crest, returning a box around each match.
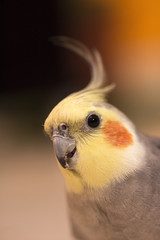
[50,36,115,102]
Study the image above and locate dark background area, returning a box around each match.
[4,1,54,91]
[3,1,66,138]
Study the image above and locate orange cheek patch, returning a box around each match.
[103,120,133,147]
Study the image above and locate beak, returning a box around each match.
[53,135,77,169]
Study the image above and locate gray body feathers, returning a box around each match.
[67,134,160,240]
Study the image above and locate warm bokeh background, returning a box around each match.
[1,0,160,239]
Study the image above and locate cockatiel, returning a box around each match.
[44,37,160,240]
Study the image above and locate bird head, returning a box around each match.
[44,37,145,193]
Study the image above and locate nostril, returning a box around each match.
[61,124,67,130]
[58,123,68,132]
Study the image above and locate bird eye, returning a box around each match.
[87,114,100,128]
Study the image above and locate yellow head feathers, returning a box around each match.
[44,37,145,194]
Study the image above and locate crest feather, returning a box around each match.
[50,36,115,95]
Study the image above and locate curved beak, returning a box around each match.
[53,136,77,169]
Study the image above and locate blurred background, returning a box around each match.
[1,0,160,239]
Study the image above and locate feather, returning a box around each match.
[49,36,115,94]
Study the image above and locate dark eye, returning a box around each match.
[87,114,100,128]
